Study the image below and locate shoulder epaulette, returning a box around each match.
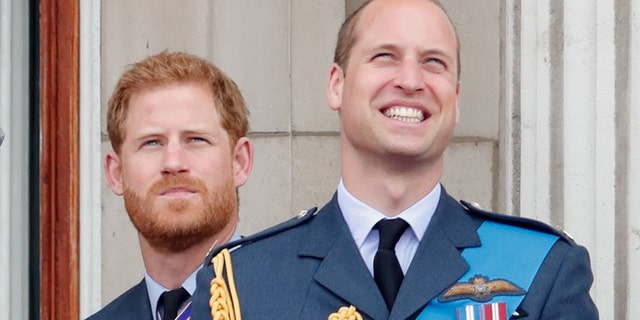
[204,207,319,265]
[459,200,575,243]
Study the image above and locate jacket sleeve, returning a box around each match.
[520,240,599,319]
[539,243,598,319]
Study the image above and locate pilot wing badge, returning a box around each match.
[439,275,525,302]
[437,275,523,320]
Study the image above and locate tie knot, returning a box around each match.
[160,287,190,320]
[375,219,409,250]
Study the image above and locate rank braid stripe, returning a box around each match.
[209,249,241,320]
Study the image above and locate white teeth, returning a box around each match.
[383,106,425,123]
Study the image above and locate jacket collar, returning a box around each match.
[298,189,481,319]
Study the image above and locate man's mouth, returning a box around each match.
[159,187,197,196]
[382,106,427,123]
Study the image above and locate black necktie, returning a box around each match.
[374,219,409,310]
[159,287,190,320]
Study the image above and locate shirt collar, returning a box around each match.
[338,179,441,248]
[146,267,199,320]
[145,230,241,319]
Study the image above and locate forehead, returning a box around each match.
[125,83,221,132]
[354,0,457,51]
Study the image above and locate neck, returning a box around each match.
[341,152,442,216]
[139,221,236,289]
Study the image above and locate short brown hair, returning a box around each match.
[107,51,249,154]
[333,0,461,79]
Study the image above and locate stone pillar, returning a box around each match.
[626,0,640,316]
[0,0,30,318]
[503,0,639,318]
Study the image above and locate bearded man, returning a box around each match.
[88,51,252,320]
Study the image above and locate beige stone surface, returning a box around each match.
[237,135,293,234]
[442,140,496,211]
[442,0,501,139]
[101,0,213,132]
[210,0,291,133]
[291,135,341,211]
[291,2,343,132]
[238,135,340,235]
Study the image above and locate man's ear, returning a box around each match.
[104,150,124,195]
[455,81,461,123]
[232,137,253,188]
[327,63,345,111]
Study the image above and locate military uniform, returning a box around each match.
[86,280,153,320]
[191,189,598,319]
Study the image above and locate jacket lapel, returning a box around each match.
[298,195,389,320]
[114,279,154,319]
[391,191,481,320]
[298,190,481,320]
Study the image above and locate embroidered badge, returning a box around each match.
[456,302,508,320]
[328,305,362,320]
[439,275,525,302]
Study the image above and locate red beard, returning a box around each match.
[123,174,236,252]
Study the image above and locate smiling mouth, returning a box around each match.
[382,106,426,123]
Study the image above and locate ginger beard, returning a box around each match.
[123,173,236,252]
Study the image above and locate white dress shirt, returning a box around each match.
[337,180,441,275]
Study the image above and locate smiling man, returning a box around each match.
[88,51,252,320]
[192,0,597,319]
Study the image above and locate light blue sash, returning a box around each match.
[416,221,558,319]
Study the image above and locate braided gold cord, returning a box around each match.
[209,249,242,320]
[328,305,362,320]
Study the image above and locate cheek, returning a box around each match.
[121,160,157,191]
[196,157,235,182]
[346,69,390,100]
[431,81,459,107]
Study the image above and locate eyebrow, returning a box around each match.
[368,43,455,64]
[131,128,217,141]
[369,43,401,53]
[369,43,454,56]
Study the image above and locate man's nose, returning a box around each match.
[162,141,188,174]
[393,59,425,93]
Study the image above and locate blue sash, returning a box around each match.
[417,221,558,319]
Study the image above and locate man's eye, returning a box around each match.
[373,52,393,60]
[424,58,446,72]
[426,57,444,66]
[188,137,206,143]
[143,140,159,147]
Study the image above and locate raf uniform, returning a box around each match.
[86,272,197,320]
[191,187,598,319]
[87,249,210,320]
[87,234,236,320]
[86,280,153,320]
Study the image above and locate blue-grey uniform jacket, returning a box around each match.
[86,280,153,320]
[191,189,598,319]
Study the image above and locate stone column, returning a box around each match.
[503,0,639,318]
[0,0,30,318]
